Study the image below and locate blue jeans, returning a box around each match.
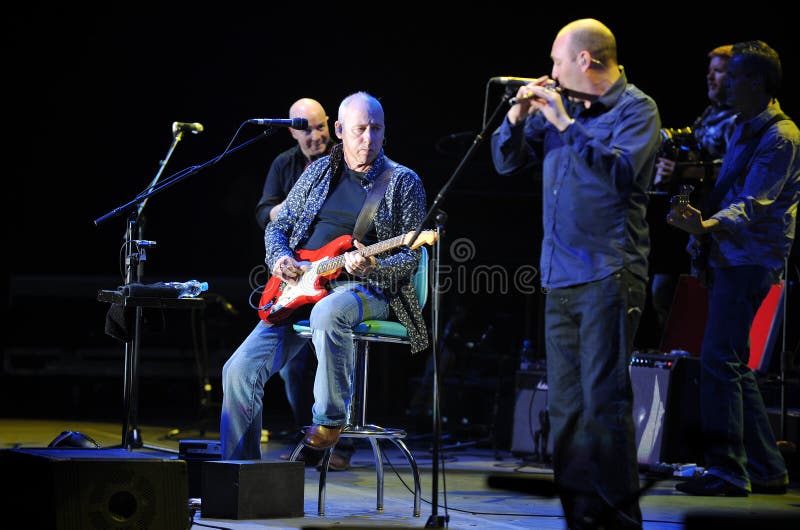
[278,344,356,458]
[221,282,389,460]
[545,270,645,529]
[279,344,316,429]
[701,266,788,490]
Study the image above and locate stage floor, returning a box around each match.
[1,418,798,529]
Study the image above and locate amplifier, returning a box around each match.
[179,439,222,460]
[510,370,553,462]
[630,352,703,467]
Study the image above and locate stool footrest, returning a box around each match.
[341,424,407,438]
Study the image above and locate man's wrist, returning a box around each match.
[558,118,575,132]
[701,218,721,233]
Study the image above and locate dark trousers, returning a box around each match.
[700,266,787,489]
[545,270,645,529]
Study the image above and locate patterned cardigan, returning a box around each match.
[264,145,429,354]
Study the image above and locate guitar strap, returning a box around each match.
[702,112,790,216]
[352,158,396,242]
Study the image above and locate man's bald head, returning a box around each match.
[288,98,331,160]
[289,98,326,120]
[557,18,617,68]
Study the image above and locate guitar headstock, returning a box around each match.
[404,230,439,249]
[670,184,695,209]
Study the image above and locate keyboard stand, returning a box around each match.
[97,289,206,453]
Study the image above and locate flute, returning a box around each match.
[509,82,597,105]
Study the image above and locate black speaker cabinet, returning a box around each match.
[178,439,222,498]
[630,353,704,467]
[0,447,188,530]
[511,370,553,462]
[201,460,304,519]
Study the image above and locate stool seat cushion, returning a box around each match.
[292,319,409,339]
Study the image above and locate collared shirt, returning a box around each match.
[693,103,737,159]
[708,100,800,273]
[491,68,662,288]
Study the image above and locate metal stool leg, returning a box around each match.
[289,441,305,461]
[367,437,385,512]
[390,437,422,517]
[290,439,335,516]
[317,447,333,516]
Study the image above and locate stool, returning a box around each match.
[289,246,429,517]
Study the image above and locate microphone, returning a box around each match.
[490,76,538,87]
[246,118,308,129]
[172,122,204,135]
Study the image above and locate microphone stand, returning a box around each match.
[134,128,189,240]
[95,127,278,450]
[116,127,188,450]
[776,257,796,456]
[95,129,277,227]
[409,90,514,529]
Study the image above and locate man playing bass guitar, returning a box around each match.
[668,40,798,497]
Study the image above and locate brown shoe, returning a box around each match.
[321,451,352,472]
[279,448,323,467]
[303,424,342,450]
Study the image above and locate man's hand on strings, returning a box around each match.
[344,240,377,277]
[273,255,309,285]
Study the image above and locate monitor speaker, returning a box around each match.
[201,460,304,519]
[0,447,188,530]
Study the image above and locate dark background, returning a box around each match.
[4,7,798,443]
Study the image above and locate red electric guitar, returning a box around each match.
[257,230,438,324]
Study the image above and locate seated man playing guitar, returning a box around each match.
[220,92,429,459]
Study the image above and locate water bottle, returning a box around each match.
[164,279,209,298]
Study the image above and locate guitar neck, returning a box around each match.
[317,234,407,275]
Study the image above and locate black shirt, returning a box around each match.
[303,168,377,251]
[255,143,335,228]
